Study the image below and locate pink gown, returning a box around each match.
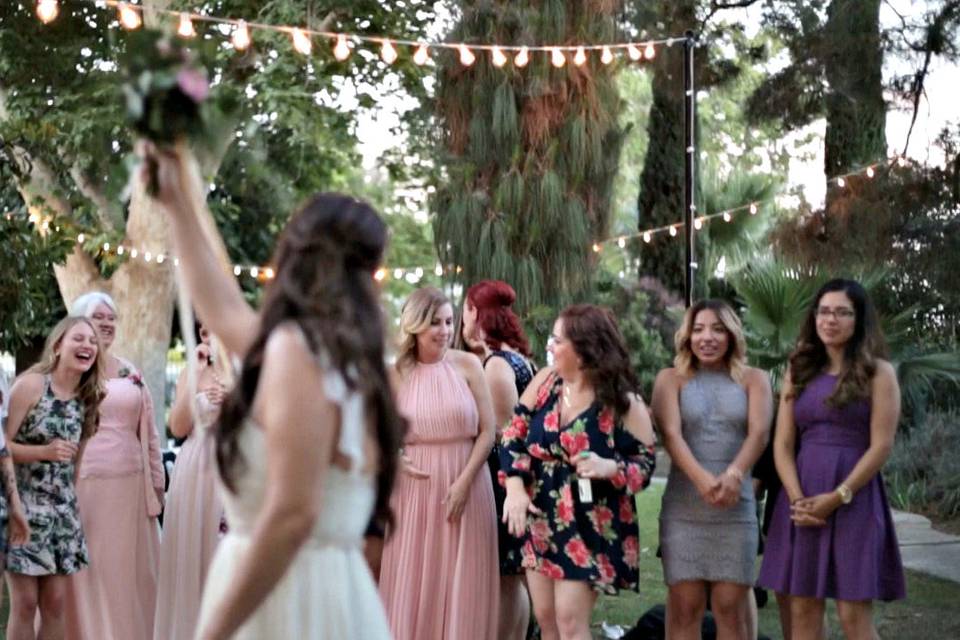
[65,367,164,640]
[153,394,223,640]
[378,358,499,640]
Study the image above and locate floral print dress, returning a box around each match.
[7,375,89,575]
[499,373,656,593]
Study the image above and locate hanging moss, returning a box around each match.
[432,0,628,321]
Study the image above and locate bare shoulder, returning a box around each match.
[447,349,484,378]
[483,354,514,379]
[872,359,897,384]
[262,323,316,374]
[653,367,680,390]
[10,373,45,402]
[743,366,772,389]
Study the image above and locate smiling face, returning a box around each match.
[690,308,730,369]
[815,290,857,349]
[416,302,454,362]
[90,302,117,350]
[56,322,99,374]
[547,317,580,378]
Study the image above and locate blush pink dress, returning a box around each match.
[378,358,499,640]
[65,366,164,640]
[153,393,223,640]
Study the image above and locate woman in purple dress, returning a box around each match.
[758,279,905,640]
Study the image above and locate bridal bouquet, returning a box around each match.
[120,29,238,193]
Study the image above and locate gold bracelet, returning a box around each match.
[835,483,853,504]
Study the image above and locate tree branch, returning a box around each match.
[68,161,124,232]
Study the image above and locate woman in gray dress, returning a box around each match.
[651,300,772,640]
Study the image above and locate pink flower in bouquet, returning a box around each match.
[176,68,210,104]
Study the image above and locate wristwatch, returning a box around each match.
[835,483,853,505]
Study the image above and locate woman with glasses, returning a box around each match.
[758,279,905,640]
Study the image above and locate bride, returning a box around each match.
[146,144,404,640]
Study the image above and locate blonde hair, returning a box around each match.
[673,299,747,383]
[396,287,451,373]
[28,316,106,440]
[71,291,118,319]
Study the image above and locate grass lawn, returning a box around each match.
[590,483,960,639]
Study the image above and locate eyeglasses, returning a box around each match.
[815,307,855,320]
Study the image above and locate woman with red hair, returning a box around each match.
[461,280,536,640]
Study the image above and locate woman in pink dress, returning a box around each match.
[64,292,164,640]
[154,325,226,640]
[379,287,499,640]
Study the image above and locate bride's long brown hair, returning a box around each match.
[214,194,406,529]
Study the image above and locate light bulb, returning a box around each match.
[491,46,507,67]
[157,254,165,264]
[393,268,403,279]
[232,21,251,51]
[36,0,59,24]
[264,268,275,279]
[374,268,386,282]
[118,3,141,30]
[143,251,152,262]
[837,177,846,188]
[627,43,641,61]
[669,226,677,237]
[514,47,529,67]
[723,212,732,222]
[77,233,85,243]
[333,34,351,61]
[291,28,312,55]
[434,263,443,276]
[592,243,601,253]
[177,13,196,38]
[866,166,875,178]
[413,43,429,65]
[644,42,656,59]
[233,266,242,276]
[600,46,613,65]
[694,218,703,230]
[551,47,566,68]
[103,242,111,251]
[643,232,652,243]
[380,40,398,64]
[250,267,259,278]
[573,46,586,66]
[617,237,626,248]
[459,44,475,66]
[749,203,758,215]
[130,248,139,258]
[117,245,124,255]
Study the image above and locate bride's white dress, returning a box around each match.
[195,363,391,639]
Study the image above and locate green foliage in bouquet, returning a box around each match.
[120,29,239,150]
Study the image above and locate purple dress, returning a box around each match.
[757,373,905,601]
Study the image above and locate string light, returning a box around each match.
[573,46,587,66]
[393,268,403,279]
[592,243,601,253]
[617,237,626,248]
[866,166,875,178]
[177,12,196,38]
[551,47,566,68]
[77,233,85,243]
[413,43,429,65]
[143,251,153,262]
[644,42,656,59]
[897,156,907,168]
[332,34,351,61]
[600,46,613,65]
[749,203,758,215]
[514,47,530,67]
[458,43,475,66]
[374,268,386,282]
[694,218,703,230]
[232,20,251,50]
[130,248,138,258]
[669,225,678,237]
[643,232,652,243]
[491,46,508,67]
[233,266,242,276]
[291,28,312,55]
[723,212,732,222]
[118,3,141,30]
[36,0,59,24]
[434,263,444,276]
[627,43,642,61]
[837,177,846,188]
[380,39,398,64]
[249,267,259,278]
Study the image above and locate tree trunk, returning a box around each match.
[634,0,698,296]
[823,0,886,179]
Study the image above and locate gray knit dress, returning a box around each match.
[659,369,757,586]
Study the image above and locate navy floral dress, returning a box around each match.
[485,350,535,575]
[7,376,89,575]
[499,373,656,593]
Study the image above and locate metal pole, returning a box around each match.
[683,30,697,308]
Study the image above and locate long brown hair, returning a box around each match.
[28,316,105,440]
[559,304,639,418]
[788,278,887,407]
[214,194,406,530]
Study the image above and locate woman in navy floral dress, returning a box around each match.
[501,304,656,640]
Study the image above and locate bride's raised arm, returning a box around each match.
[145,142,259,358]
